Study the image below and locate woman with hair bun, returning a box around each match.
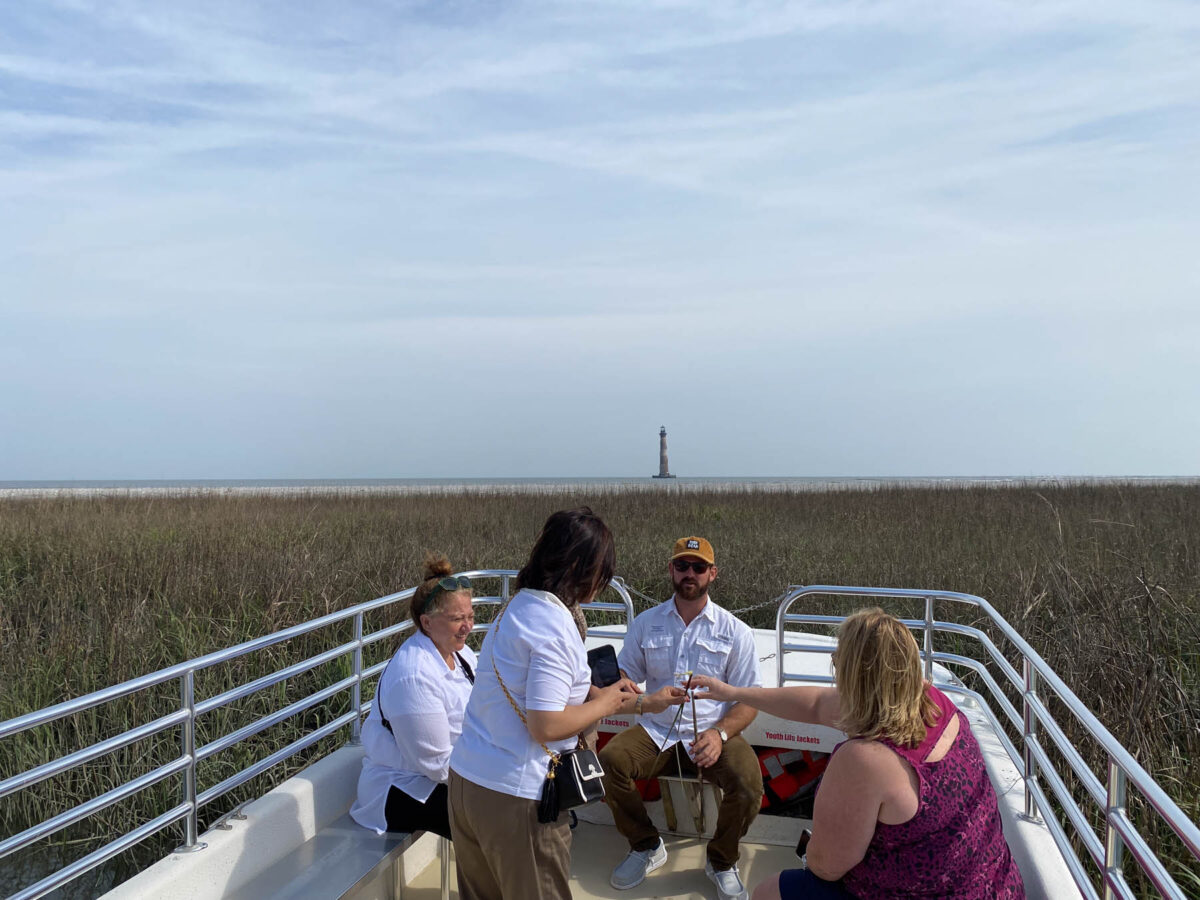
[690,607,1024,900]
[350,553,476,839]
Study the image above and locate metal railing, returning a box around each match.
[0,571,635,900]
[775,586,1200,900]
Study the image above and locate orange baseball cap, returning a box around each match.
[670,536,715,565]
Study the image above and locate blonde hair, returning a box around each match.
[833,607,940,748]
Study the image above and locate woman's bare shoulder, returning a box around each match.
[832,737,910,782]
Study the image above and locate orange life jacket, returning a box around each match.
[758,747,828,811]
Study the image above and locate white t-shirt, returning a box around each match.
[350,629,476,833]
[618,595,762,750]
[449,589,591,801]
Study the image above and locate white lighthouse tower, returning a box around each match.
[652,426,676,478]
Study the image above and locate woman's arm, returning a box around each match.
[689,675,841,728]
[588,676,643,702]
[805,740,887,880]
[387,708,456,783]
[526,681,636,743]
[377,671,457,783]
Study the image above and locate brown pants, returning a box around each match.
[599,725,763,870]
[448,770,572,900]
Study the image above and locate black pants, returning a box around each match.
[385,783,452,839]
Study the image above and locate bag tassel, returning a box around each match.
[537,755,561,823]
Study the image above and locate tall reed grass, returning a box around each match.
[1,485,1197,897]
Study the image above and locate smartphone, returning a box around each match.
[587,644,621,688]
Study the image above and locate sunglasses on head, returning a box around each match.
[672,559,712,574]
[428,575,472,598]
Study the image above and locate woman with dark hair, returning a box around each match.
[447,508,643,900]
[350,553,476,839]
[690,608,1024,900]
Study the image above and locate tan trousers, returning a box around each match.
[599,725,763,870]
[448,770,572,900]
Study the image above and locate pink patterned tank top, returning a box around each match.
[838,686,1025,899]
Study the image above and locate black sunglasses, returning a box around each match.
[672,559,712,574]
[428,575,472,598]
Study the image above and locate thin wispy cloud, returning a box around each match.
[2,0,1198,477]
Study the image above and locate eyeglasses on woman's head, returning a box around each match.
[428,574,472,599]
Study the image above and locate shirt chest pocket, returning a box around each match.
[641,635,675,683]
[694,636,733,677]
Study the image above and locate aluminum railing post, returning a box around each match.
[175,669,206,852]
[440,835,451,900]
[923,596,934,681]
[1022,657,1039,820]
[1103,758,1127,899]
[776,595,788,688]
[350,613,364,746]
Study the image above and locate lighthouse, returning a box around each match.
[652,426,676,478]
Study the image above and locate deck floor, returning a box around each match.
[404,820,801,898]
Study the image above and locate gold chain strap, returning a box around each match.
[488,598,564,773]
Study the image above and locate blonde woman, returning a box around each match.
[690,608,1024,900]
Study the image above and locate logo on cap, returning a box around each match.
[671,536,715,564]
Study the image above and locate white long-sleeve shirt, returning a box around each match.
[350,629,475,833]
[618,595,762,750]
[449,589,591,801]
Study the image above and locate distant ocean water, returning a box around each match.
[1,476,1195,498]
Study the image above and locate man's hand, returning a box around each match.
[641,685,686,714]
[689,727,724,768]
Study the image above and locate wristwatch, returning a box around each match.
[716,728,729,743]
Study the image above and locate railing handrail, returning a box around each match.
[775,585,1200,900]
[0,568,604,742]
[1,567,638,744]
[0,586,415,742]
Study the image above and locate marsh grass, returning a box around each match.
[1,485,1198,897]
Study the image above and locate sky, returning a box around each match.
[2,1,1198,479]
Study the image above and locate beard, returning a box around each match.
[673,575,707,602]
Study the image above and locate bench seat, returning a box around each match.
[223,814,418,900]
[101,746,448,900]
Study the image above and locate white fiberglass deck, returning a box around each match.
[403,822,801,899]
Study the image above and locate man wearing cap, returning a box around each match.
[600,536,763,900]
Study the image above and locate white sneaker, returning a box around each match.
[610,838,667,889]
[705,859,749,900]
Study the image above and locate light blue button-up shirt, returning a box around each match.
[618,595,761,750]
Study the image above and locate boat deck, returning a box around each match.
[403,821,801,899]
